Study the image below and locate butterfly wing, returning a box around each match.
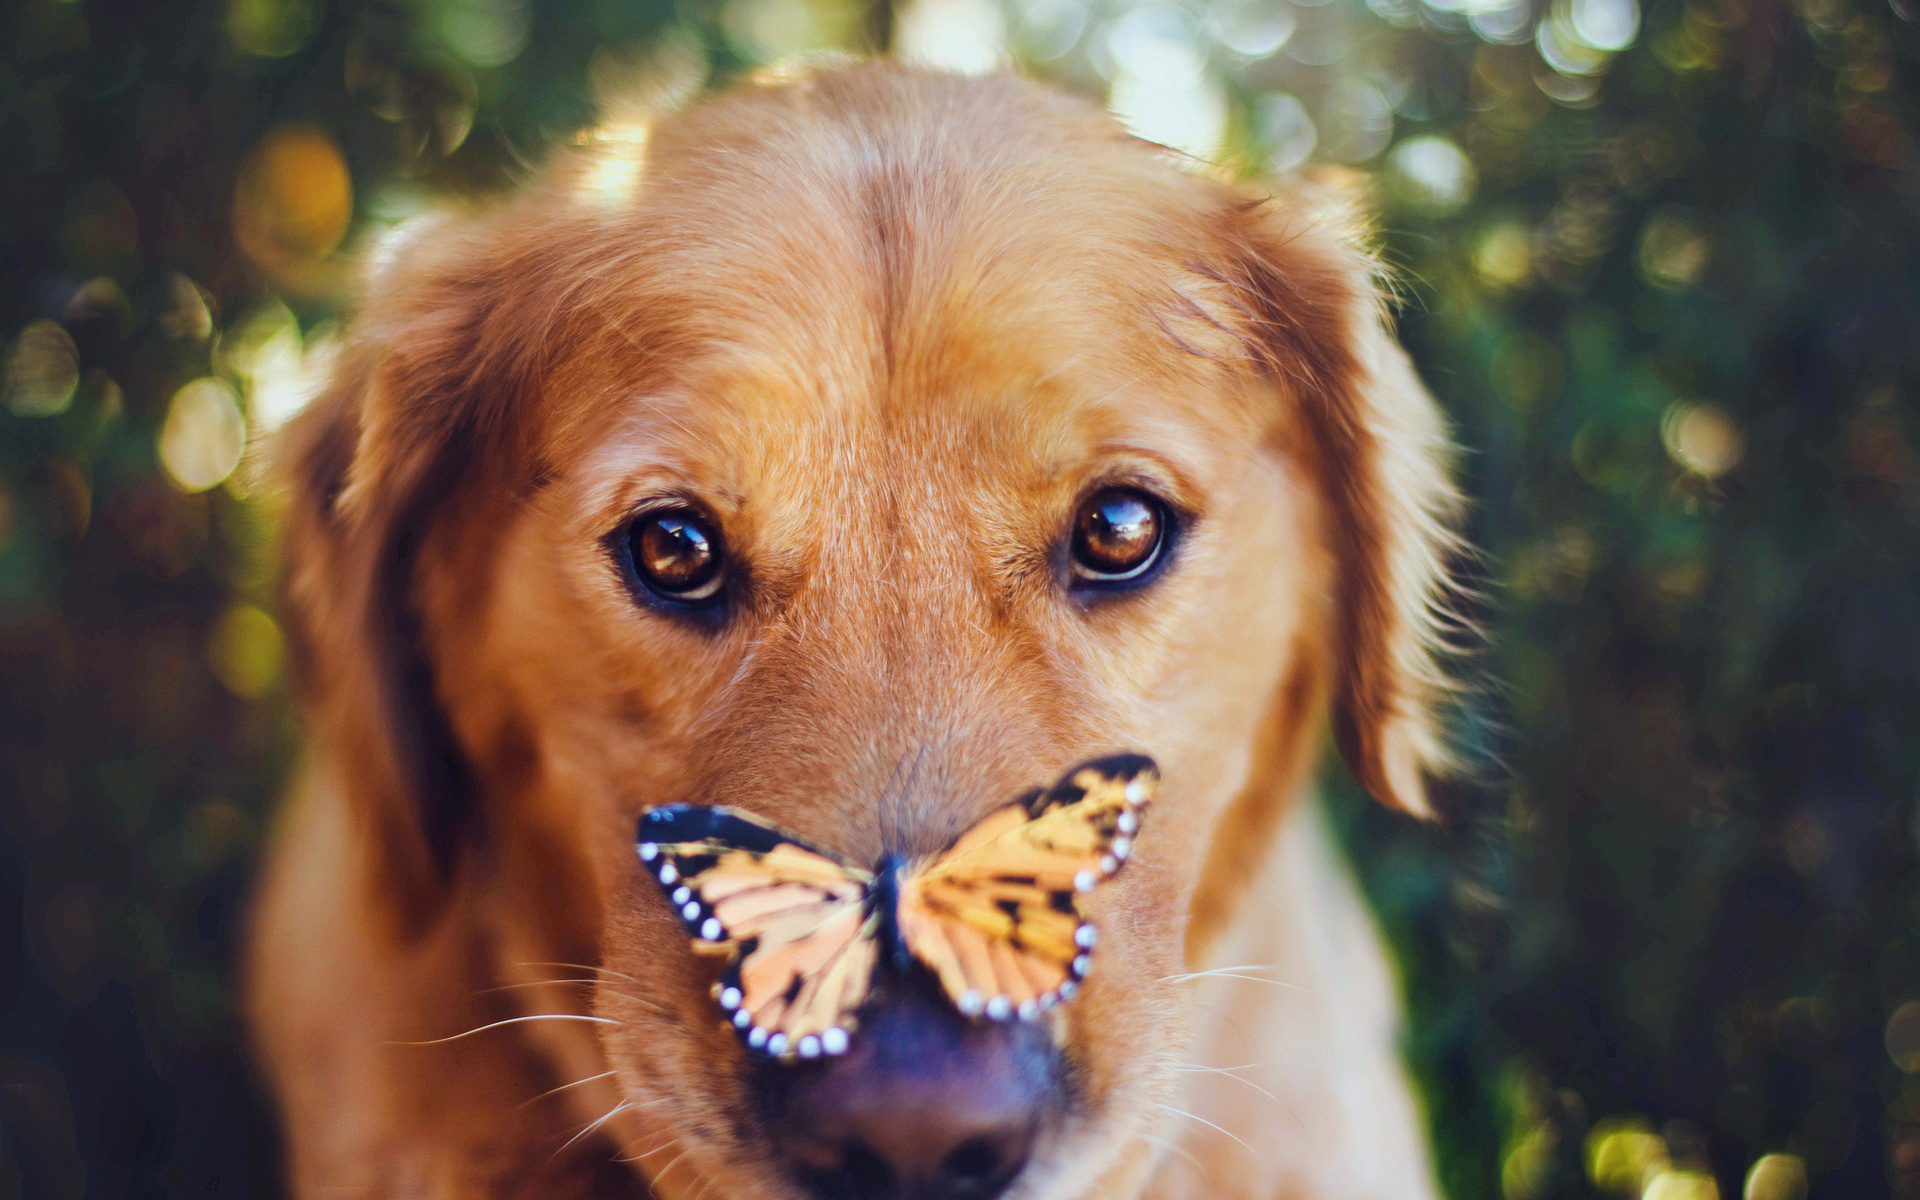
[638,804,878,1060]
[896,754,1156,1022]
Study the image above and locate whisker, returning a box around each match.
[1158,964,1304,992]
[1159,961,1274,980]
[650,1146,696,1191]
[480,978,598,994]
[593,987,676,1016]
[552,1099,631,1161]
[477,977,673,1019]
[1171,1062,1278,1102]
[617,1134,680,1164]
[1142,1132,1205,1174]
[1176,1060,1259,1072]
[387,1013,618,1046]
[1157,1105,1264,1162]
[517,1070,617,1111]
[514,960,644,985]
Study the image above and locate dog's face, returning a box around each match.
[279,67,1455,1200]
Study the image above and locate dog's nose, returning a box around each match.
[763,990,1056,1200]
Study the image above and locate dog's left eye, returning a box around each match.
[1070,488,1169,586]
[625,509,726,606]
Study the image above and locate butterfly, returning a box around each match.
[636,754,1156,1062]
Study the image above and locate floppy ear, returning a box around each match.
[276,214,557,932]
[1216,177,1463,817]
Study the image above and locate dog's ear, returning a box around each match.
[276,215,557,931]
[1217,176,1463,817]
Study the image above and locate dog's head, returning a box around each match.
[277,64,1456,1200]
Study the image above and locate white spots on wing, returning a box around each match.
[957,989,985,1017]
[822,1027,849,1055]
[1074,869,1097,893]
[985,995,1012,1021]
[767,1033,789,1056]
[1075,925,1096,949]
[798,1035,822,1059]
[638,843,659,861]
[701,917,723,941]
[658,863,679,886]
[1111,837,1132,860]
[671,886,691,905]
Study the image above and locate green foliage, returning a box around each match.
[3,0,1918,1196]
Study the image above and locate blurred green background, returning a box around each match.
[2,0,1918,1196]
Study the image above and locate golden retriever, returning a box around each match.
[245,62,1460,1200]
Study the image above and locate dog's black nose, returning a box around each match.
[763,990,1056,1200]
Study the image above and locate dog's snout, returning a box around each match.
[764,990,1057,1200]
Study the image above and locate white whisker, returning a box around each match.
[517,1070,617,1111]
[1157,1105,1264,1162]
[514,960,643,985]
[481,978,598,994]
[1172,1063,1277,1102]
[1158,964,1304,992]
[388,1013,618,1046]
[592,987,676,1016]
[650,1146,696,1191]
[1142,1132,1204,1174]
[552,1099,632,1160]
[1176,1060,1260,1072]
[620,1134,679,1164]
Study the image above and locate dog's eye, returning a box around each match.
[1070,488,1168,585]
[628,509,725,604]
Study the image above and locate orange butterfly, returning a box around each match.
[636,755,1156,1062]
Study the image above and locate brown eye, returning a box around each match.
[628,509,725,603]
[1070,488,1168,584]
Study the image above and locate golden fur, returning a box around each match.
[245,62,1459,1199]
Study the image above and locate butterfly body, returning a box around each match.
[636,755,1156,1062]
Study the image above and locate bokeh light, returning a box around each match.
[233,125,353,274]
[1742,1155,1808,1200]
[1661,402,1744,480]
[1385,135,1478,215]
[207,604,286,699]
[159,378,247,493]
[1104,6,1228,160]
[1587,1117,1669,1193]
[1887,1000,1920,1072]
[435,0,533,68]
[226,0,319,57]
[1642,1170,1720,1200]
[895,0,1007,74]
[4,320,80,418]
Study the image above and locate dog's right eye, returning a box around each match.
[625,509,726,606]
[1068,487,1173,591]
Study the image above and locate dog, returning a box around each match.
[244,62,1460,1200]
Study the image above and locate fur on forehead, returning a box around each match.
[511,78,1271,469]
